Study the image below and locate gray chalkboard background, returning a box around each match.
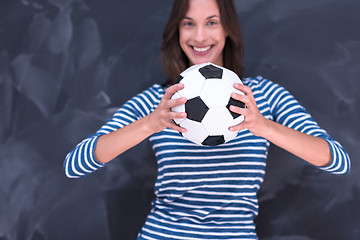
[1,0,359,239]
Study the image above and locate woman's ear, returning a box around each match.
[224,31,229,39]
[223,27,229,39]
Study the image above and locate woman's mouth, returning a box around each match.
[193,46,211,52]
[192,45,213,54]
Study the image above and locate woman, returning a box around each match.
[64,0,350,239]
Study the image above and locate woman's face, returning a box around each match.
[179,0,228,66]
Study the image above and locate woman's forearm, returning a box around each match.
[95,83,187,164]
[261,119,332,167]
[94,115,155,164]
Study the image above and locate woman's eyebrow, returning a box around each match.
[206,15,219,19]
[183,15,219,20]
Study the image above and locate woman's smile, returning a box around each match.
[192,45,213,53]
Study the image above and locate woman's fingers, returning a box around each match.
[229,83,267,135]
[164,83,184,99]
[169,121,187,133]
[168,111,187,120]
[168,96,187,109]
[231,92,250,106]
[149,83,188,133]
[234,83,252,96]
[229,105,247,116]
[163,83,187,110]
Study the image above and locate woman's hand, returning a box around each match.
[147,83,188,133]
[228,83,270,137]
[228,83,331,166]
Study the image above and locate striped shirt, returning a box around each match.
[64,76,350,239]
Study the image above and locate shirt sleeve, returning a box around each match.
[259,78,350,175]
[64,84,164,178]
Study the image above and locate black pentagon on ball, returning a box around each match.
[172,120,184,137]
[202,135,225,146]
[185,97,209,122]
[226,98,246,119]
[177,75,184,83]
[199,64,223,79]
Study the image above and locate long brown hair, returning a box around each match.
[161,0,245,86]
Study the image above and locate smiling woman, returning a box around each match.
[161,0,245,86]
[63,0,351,239]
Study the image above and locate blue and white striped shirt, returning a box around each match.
[64,76,350,239]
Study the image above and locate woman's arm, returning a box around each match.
[95,83,187,163]
[257,119,331,167]
[230,82,348,171]
[64,83,187,177]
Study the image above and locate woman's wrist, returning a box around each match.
[141,115,159,136]
[260,118,275,139]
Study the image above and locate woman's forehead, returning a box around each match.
[185,0,220,18]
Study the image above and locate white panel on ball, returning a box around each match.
[222,70,245,96]
[177,71,206,100]
[200,79,231,108]
[201,108,233,136]
[223,128,239,142]
[181,119,208,145]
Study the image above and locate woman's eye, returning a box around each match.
[207,21,218,26]
[183,22,194,27]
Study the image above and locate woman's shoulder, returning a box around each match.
[242,75,274,87]
[242,75,285,92]
[139,83,166,99]
[147,83,166,93]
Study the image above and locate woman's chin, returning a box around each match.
[190,59,214,66]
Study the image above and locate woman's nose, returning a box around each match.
[194,26,207,43]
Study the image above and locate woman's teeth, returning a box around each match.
[193,46,211,52]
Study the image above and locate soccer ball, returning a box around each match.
[171,63,245,146]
